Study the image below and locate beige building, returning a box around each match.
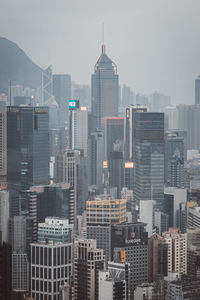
[162,228,187,277]
[74,239,105,300]
[86,196,126,225]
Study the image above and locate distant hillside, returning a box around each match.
[0,37,42,94]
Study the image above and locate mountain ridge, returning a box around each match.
[0,37,43,94]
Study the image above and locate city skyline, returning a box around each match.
[1,1,200,104]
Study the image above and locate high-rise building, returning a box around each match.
[121,84,134,108]
[74,239,105,300]
[12,252,29,292]
[162,228,187,277]
[7,106,49,191]
[134,112,164,207]
[42,66,53,104]
[164,106,179,130]
[0,191,9,243]
[109,150,124,198]
[111,222,148,299]
[99,261,129,300]
[69,105,88,157]
[187,227,200,277]
[91,44,119,128]
[0,241,12,300]
[124,162,134,191]
[56,150,88,221]
[86,197,126,262]
[188,206,200,228]
[0,112,7,189]
[164,187,187,229]
[125,105,147,161]
[139,200,155,237]
[53,74,71,110]
[148,233,168,283]
[27,183,74,227]
[102,117,124,161]
[86,197,126,225]
[177,104,200,150]
[72,83,91,110]
[165,132,185,188]
[166,275,200,300]
[37,217,73,243]
[30,242,72,300]
[154,209,169,236]
[89,129,104,192]
[195,75,200,105]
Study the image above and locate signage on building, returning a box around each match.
[121,250,126,264]
[125,162,134,168]
[69,100,79,110]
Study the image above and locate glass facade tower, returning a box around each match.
[134,112,164,207]
[91,45,119,129]
[7,106,49,191]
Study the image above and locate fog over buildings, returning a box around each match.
[1,0,200,104]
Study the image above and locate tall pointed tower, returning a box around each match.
[91,44,119,128]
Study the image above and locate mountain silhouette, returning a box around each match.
[0,37,42,94]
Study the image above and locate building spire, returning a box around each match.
[102,23,106,54]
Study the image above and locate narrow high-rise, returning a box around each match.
[92,44,119,129]
[7,106,49,191]
[134,112,164,207]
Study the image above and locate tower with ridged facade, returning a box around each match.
[91,44,119,129]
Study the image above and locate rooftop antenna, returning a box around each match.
[102,23,106,54]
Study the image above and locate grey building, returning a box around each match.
[89,129,104,193]
[91,44,119,129]
[53,74,71,125]
[30,242,72,300]
[111,222,148,299]
[195,75,200,105]
[7,106,49,191]
[125,105,147,161]
[177,104,200,151]
[165,132,185,188]
[134,112,164,207]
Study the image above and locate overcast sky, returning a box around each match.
[1,0,200,104]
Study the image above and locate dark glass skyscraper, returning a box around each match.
[7,106,49,191]
[91,45,119,129]
[134,112,164,207]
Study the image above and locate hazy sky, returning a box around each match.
[1,0,200,104]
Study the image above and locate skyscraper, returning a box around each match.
[195,75,200,104]
[134,112,164,207]
[86,196,126,262]
[42,65,53,104]
[148,233,168,283]
[102,117,124,161]
[111,222,148,299]
[53,74,71,109]
[53,74,71,125]
[7,106,49,191]
[89,129,104,192]
[69,105,88,157]
[125,105,147,161]
[92,44,119,128]
[30,242,72,300]
[165,132,185,188]
[162,228,187,277]
[56,150,88,221]
[74,239,105,300]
